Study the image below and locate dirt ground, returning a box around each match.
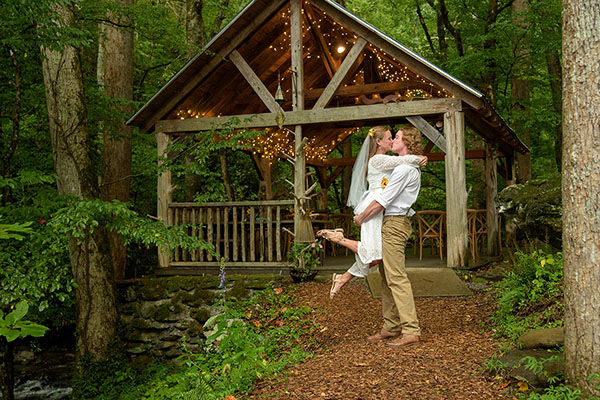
[246,279,511,400]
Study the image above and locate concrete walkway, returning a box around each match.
[321,248,473,297]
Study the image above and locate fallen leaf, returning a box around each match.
[274,288,283,295]
[517,381,528,392]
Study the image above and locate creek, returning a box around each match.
[10,351,73,400]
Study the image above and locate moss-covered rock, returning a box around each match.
[190,307,211,322]
[135,279,169,300]
[153,302,185,322]
[496,176,562,249]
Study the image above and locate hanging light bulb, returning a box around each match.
[275,69,284,105]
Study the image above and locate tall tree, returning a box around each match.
[97,0,134,280]
[511,0,532,183]
[183,0,234,201]
[562,0,600,396]
[41,2,117,367]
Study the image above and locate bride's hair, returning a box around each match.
[400,126,423,155]
[366,126,388,175]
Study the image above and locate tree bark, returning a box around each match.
[562,0,600,396]
[219,148,234,201]
[41,2,117,369]
[0,338,15,400]
[512,0,532,183]
[98,0,134,281]
[340,137,352,212]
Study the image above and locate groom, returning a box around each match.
[354,126,422,347]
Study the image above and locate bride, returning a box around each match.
[318,126,426,298]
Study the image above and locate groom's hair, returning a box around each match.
[401,126,423,155]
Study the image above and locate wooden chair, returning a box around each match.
[415,210,446,260]
[326,213,351,256]
[468,209,488,260]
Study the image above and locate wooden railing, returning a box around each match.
[166,200,295,267]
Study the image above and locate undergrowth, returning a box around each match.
[73,284,317,400]
[483,250,600,399]
[490,250,564,342]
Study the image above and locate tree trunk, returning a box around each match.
[512,0,532,183]
[340,137,352,212]
[219,149,234,201]
[539,0,563,171]
[0,338,15,400]
[41,2,117,369]
[562,0,600,396]
[97,0,134,281]
[546,49,563,171]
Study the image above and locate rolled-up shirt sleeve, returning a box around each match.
[374,164,419,209]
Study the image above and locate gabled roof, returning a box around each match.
[128,0,528,158]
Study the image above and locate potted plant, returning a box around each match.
[288,239,323,282]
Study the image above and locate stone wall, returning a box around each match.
[116,274,285,361]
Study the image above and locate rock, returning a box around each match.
[14,350,35,364]
[501,349,563,387]
[518,327,564,349]
[496,177,562,249]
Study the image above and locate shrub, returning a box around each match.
[491,250,564,341]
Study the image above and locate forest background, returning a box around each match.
[2,0,592,398]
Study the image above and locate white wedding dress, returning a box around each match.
[347,154,421,277]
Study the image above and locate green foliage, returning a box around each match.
[480,352,507,375]
[287,239,323,275]
[517,384,583,400]
[72,346,172,400]
[491,251,564,341]
[0,301,49,342]
[74,285,315,400]
[49,198,214,257]
[0,220,32,240]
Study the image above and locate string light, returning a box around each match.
[174,5,455,159]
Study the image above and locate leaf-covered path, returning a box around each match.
[247,279,509,399]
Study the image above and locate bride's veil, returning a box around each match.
[346,135,370,208]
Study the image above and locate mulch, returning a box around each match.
[246,279,511,400]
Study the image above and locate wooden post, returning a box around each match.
[156,126,172,268]
[291,0,314,243]
[485,143,500,256]
[444,111,469,268]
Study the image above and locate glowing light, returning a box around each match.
[337,45,346,53]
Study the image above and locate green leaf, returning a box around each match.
[16,321,49,338]
[10,301,29,322]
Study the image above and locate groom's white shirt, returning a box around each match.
[374,164,421,216]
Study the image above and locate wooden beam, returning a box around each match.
[485,143,500,256]
[291,0,304,112]
[406,115,447,153]
[309,157,356,167]
[326,166,345,187]
[444,111,469,268]
[312,0,485,110]
[305,81,438,100]
[303,2,336,78]
[229,50,282,114]
[156,127,172,268]
[157,98,461,132]
[139,1,285,133]
[313,37,367,109]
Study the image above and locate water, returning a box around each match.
[5,351,74,400]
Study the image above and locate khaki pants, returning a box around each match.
[379,215,421,336]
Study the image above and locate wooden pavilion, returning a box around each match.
[127,0,528,272]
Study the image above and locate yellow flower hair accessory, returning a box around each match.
[381,177,389,188]
[368,128,375,137]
